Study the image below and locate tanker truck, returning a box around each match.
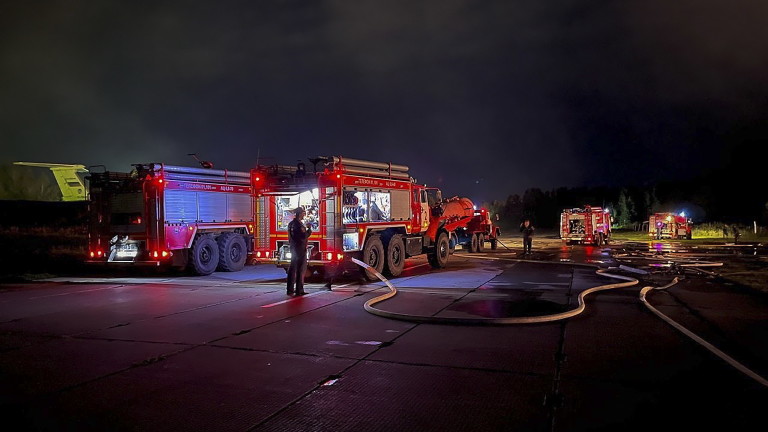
[429,197,501,253]
[251,156,500,280]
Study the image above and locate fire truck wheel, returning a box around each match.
[360,235,385,281]
[490,239,498,250]
[384,234,405,277]
[469,233,478,253]
[428,232,450,269]
[189,235,220,276]
[476,234,484,252]
[217,233,247,272]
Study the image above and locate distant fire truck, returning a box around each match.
[251,156,499,280]
[649,212,692,240]
[560,205,611,245]
[87,164,254,275]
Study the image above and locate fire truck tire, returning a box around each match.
[490,239,498,250]
[360,235,385,281]
[189,235,220,276]
[384,234,405,277]
[428,232,450,269]
[469,233,478,253]
[217,233,247,272]
[476,234,485,252]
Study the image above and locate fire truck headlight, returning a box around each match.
[89,251,95,258]
[256,251,261,258]
[286,252,292,259]
[337,253,344,260]
[326,252,333,260]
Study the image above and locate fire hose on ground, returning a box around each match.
[351,257,638,325]
[350,248,768,388]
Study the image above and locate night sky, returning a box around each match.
[1,1,766,204]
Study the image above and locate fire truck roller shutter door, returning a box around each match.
[390,190,410,221]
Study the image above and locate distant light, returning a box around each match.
[680,211,686,217]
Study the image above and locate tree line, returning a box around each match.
[483,174,768,231]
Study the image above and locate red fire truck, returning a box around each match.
[87,164,254,275]
[560,205,611,245]
[251,156,498,280]
[648,212,692,240]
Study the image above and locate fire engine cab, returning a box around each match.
[252,156,494,280]
[649,212,692,240]
[87,164,254,275]
[560,205,611,246]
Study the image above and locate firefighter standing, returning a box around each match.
[287,207,312,296]
[520,219,534,255]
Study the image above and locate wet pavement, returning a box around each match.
[1,235,766,431]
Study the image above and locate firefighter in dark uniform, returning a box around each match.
[287,206,312,295]
[520,219,534,255]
